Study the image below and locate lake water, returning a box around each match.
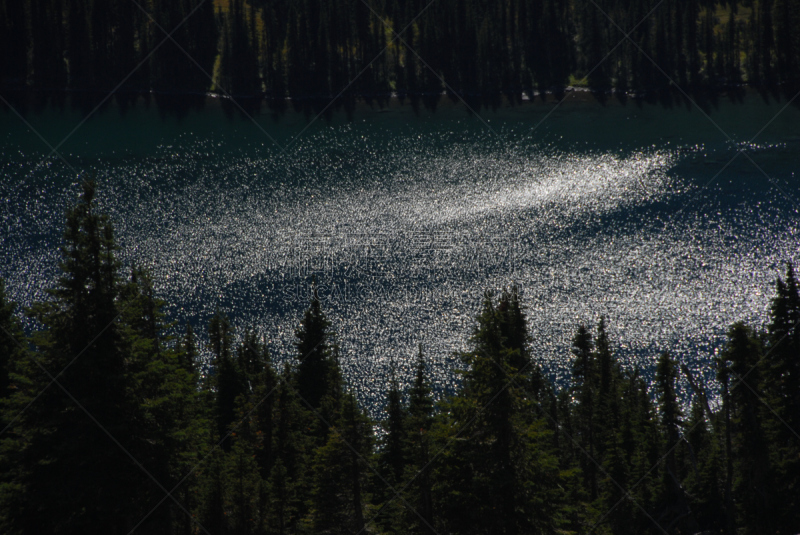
[2,91,799,411]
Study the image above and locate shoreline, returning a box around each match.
[2,81,797,113]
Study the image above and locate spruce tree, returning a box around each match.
[436,290,565,535]
[267,458,295,535]
[2,181,142,533]
[230,329,278,529]
[654,351,692,532]
[180,322,199,377]
[684,398,725,532]
[269,364,311,532]
[0,279,24,403]
[120,267,207,534]
[173,323,207,535]
[376,357,408,531]
[0,279,28,533]
[209,309,243,449]
[761,264,800,530]
[224,437,261,535]
[237,330,278,480]
[765,264,800,433]
[570,324,598,499]
[198,448,227,535]
[403,345,436,534]
[310,390,373,534]
[721,322,775,533]
[380,357,407,486]
[295,281,333,410]
[593,317,620,469]
[314,336,344,443]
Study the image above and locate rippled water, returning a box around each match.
[2,94,799,412]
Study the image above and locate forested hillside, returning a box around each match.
[1,182,799,534]
[1,0,799,105]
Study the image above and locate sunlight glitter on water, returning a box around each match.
[2,121,798,413]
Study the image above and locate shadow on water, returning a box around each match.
[0,90,210,122]
[220,95,264,120]
[421,93,440,112]
[152,93,207,121]
[756,82,787,105]
[781,81,800,104]
[607,84,750,114]
[591,87,610,105]
[1,83,798,127]
[360,92,391,111]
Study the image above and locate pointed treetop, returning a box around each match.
[209,307,234,363]
[388,354,399,388]
[295,290,335,409]
[786,261,797,287]
[415,343,427,380]
[81,177,96,205]
[408,343,434,423]
[181,322,198,373]
[571,324,594,387]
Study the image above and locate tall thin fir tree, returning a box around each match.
[209,308,243,449]
[3,181,142,533]
[295,279,333,410]
[376,356,408,532]
[403,344,436,534]
[0,279,29,533]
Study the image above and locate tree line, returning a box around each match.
[0,182,799,534]
[1,0,799,110]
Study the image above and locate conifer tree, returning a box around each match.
[402,344,436,534]
[380,357,407,486]
[627,371,660,535]
[498,285,547,399]
[209,309,243,449]
[720,322,775,533]
[269,364,311,532]
[174,322,206,535]
[198,448,227,535]
[654,351,692,532]
[314,336,344,443]
[0,279,28,533]
[0,279,24,403]
[237,329,278,480]
[594,317,621,468]
[684,398,725,532]
[436,290,565,535]
[295,281,333,410]
[119,267,207,534]
[715,341,737,535]
[310,390,373,534]
[230,329,278,528]
[760,264,800,530]
[266,458,292,535]
[375,357,408,531]
[765,264,800,433]
[180,322,199,376]
[224,437,261,535]
[570,324,598,499]
[1,181,144,533]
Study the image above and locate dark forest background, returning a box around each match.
[2,0,800,111]
[1,182,799,534]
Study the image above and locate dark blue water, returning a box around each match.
[3,92,799,412]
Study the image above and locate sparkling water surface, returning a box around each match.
[2,94,799,413]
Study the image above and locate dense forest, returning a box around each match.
[1,0,799,110]
[1,182,799,534]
